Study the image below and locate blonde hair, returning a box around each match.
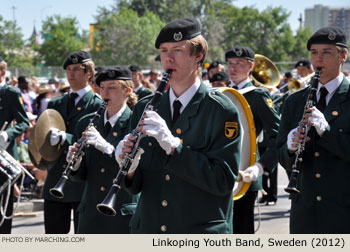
[82,61,95,83]
[118,79,138,110]
[0,61,7,72]
[189,35,208,68]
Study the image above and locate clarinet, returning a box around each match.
[285,68,322,194]
[49,100,108,199]
[97,70,172,216]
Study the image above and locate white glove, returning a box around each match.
[0,131,9,150]
[287,127,299,152]
[66,143,82,171]
[308,106,329,136]
[50,128,66,146]
[143,111,180,155]
[85,127,114,155]
[114,134,144,174]
[241,162,264,182]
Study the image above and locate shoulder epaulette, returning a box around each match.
[208,90,232,109]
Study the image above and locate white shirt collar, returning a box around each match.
[69,85,91,104]
[104,103,127,128]
[0,82,5,90]
[317,73,344,104]
[169,77,201,116]
[230,77,251,90]
[133,84,143,93]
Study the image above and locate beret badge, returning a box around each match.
[234,48,243,57]
[108,71,115,78]
[72,57,78,64]
[173,32,183,41]
[328,32,336,41]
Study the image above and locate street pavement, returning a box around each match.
[11,165,291,234]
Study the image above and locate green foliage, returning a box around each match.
[0,15,34,67]
[1,1,315,73]
[91,8,164,66]
[40,15,86,66]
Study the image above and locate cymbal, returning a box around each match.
[28,124,56,170]
[28,125,41,167]
[35,109,66,162]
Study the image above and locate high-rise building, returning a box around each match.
[305,4,350,40]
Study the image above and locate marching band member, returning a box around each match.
[129,65,153,100]
[0,57,30,233]
[277,27,350,233]
[225,46,280,233]
[43,51,102,234]
[67,67,138,233]
[116,17,242,233]
[295,58,314,87]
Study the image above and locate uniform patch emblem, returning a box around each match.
[19,97,23,105]
[225,122,239,139]
[266,98,273,108]
[173,32,183,41]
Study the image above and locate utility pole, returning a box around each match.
[298,13,303,30]
[11,6,17,23]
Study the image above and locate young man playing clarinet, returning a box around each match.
[115,17,242,233]
[276,27,349,233]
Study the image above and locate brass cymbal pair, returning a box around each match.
[28,109,66,169]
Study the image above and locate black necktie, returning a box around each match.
[316,87,328,113]
[104,121,111,138]
[232,85,238,90]
[67,93,78,114]
[172,100,182,125]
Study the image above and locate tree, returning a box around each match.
[40,15,86,66]
[0,15,33,67]
[91,8,164,66]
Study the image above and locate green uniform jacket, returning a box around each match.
[126,83,241,234]
[42,90,102,202]
[71,106,138,233]
[241,82,280,191]
[135,86,153,100]
[276,78,350,233]
[0,84,29,159]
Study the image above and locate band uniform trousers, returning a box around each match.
[232,82,280,233]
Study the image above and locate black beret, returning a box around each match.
[96,67,132,86]
[294,58,311,68]
[208,61,223,71]
[129,65,141,72]
[307,26,347,50]
[63,51,92,69]
[155,17,201,49]
[225,46,255,62]
[284,71,292,78]
[18,76,28,84]
[48,77,59,84]
[210,71,230,83]
[94,66,106,77]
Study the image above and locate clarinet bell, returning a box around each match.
[49,175,68,199]
[284,173,300,194]
[96,184,119,216]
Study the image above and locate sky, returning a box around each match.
[0,0,349,40]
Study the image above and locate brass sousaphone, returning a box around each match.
[252,54,280,88]
[216,88,257,200]
[29,109,66,163]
